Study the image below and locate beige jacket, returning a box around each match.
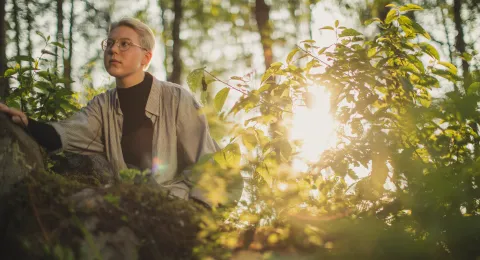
[50,76,218,206]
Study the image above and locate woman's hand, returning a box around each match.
[0,103,29,127]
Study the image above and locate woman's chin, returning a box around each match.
[106,68,124,78]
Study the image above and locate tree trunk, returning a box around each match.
[55,0,64,74]
[453,0,470,85]
[158,0,170,78]
[12,0,21,57]
[64,0,74,90]
[0,0,9,101]
[254,0,273,70]
[168,0,182,84]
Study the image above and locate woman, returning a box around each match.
[0,18,223,208]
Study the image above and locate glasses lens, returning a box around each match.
[118,39,132,51]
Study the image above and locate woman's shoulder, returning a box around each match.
[152,77,195,101]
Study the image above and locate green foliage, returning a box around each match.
[188,3,480,259]
[2,31,80,121]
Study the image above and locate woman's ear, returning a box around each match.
[142,51,153,70]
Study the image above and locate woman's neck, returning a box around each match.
[116,71,146,89]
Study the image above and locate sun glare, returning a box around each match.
[290,86,337,172]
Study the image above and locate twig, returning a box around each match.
[296,44,331,67]
[203,70,248,95]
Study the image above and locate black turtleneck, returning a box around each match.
[117,72,154,171]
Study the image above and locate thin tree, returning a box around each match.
[0,0,8,100]
[168,0,183,84]
[55,0,64,74]
[254,0,273,69]
[64,0,74,89]
[453,0,470,86]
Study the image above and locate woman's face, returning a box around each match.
[103,26,149,79]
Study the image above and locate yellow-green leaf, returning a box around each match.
[286,47,300,64]
[187,68,204,92]
[214,87,230,112]
[399,4,423,11]
[320,26,334,30]
[385,9,398,24]
[438,61,458,74]
[467,82,480,95]
[4,68,16,77]
[419,42,439,60]
[364,18,382,25]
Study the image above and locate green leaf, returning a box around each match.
[269,62,283,70]
[385,9,398,24]
[57,77,74,84]
[432,68,461,82]
[186,68,205,92]
[419,95,431,108]
[51,42,66,49]
[385,3,396,8]
[335,20,339,28]
[364,18,381,25]
[37,70,51,80]
[59,100,78,111]
[36,31,47,41]
[462,52,473,62]
[339,28,362,37]
[419,42,440,60]
[411,20,431,39]
[467,82,480,95]
[400,77,414,93]
[261,70,273,84]
[367,47,377,57]
[319,26,334,30]
[286,47,300,64]
[317,47,328,55]
[214,143,241,169]
[407,55,425,73]
[15,55,35,62]
[34,81,51,93]
[214,87,230,112]
[4,68,16,77]
[256,164,272,187]
[242,128,258,150]
[398,15,414,34]
[438,61,457,74]
[399,4,423,11]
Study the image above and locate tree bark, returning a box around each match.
[0,0,9,101]
[64,0,74,90]
[168,0,183,84]
[453,0,470,85]
[12,0,21,57]
[158,0,170,78]
[55,0,64,74]
[254,0,273,70]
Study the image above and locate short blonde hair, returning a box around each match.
[109,17,155,69]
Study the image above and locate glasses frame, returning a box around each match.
[101,38,148,52]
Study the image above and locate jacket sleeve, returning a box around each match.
[48,94,104,154]
[175,88,234,208]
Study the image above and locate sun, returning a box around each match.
[290,86,337,172]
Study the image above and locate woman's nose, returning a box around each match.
[108,43,120,54]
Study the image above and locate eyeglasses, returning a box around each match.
[101,38,147,52]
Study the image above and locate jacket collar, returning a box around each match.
[112,74,161,116]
